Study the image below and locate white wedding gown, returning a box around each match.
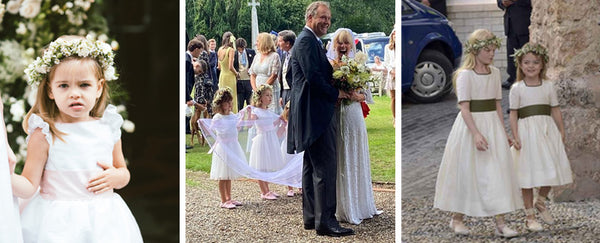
[335,100,379,225]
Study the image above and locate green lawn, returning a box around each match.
[185,95,395,183]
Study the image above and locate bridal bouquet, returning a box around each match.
[332,52,373,93]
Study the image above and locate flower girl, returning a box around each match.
[508,43,573,231]
[0,94,22,242]
[433,29,522,237]
[207,87,243,209]
[11,36,142,242]
[247,84,285,200]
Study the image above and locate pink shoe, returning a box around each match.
[219,202,236,209]
[229,200,243,206]
[261,193,277,200]
[286,190,295,197]
[270,191,280,197]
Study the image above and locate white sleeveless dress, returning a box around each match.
[20,105,142,243]
[0,120,23,243]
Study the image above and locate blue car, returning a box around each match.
[402,0,462,103]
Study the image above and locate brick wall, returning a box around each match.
[446,2,509,79]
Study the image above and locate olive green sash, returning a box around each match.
[470,99,496,112]
[518,104,551,119]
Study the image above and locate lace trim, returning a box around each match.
[26,114,52,144]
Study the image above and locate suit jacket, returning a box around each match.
[233,48,256,80]
[287,28,338,153]
[209,50,218,84]
[497,0,531,36]
[185,52,194,102]
[277,50,293,95]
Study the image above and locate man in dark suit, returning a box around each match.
[498,0,531,89]
[233,38,256,111]
[287,1,353,237]
[277,30,296,106]
[185,40,203,142]
[208,39,219,94]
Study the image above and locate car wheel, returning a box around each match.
[406,49,453,103]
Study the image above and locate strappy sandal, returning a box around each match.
[535,196,554,224]
[449,218,470,235]
[524,208,543,231]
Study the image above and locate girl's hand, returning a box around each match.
[512,138,522,150]
[474,133,488,151]
[87,162,126,194]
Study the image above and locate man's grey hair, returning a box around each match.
[278,30,296,46]
[305,1,330,22]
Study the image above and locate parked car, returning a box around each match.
[402,0,462,103]
[356,32,390,69]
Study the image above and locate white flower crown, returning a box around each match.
[24,37,117,86]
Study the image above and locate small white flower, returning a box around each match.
[86,31,97,40]
[111,40,119,50]
[9,97,16,103]
[51,4,60,12]
[16,136,25,146]
[116,105,126,113]
[340,66,350,74]
[6,1,21,14]
[16,22,27,35]
[65,2,74,8]
[6,124,13,133]
[19,0,42,19]
[10,100,25,122]
[104,66,117,80]
[122,120,135,133]
[98,34,108,42]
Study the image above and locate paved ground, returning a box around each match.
[400,89,600,242]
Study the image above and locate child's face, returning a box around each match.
[222,100,233,114]
[475,45,496,66]
[260,89,273,108]
[48,59,103,123]
[520,53,543,79]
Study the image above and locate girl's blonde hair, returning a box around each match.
[212,87,234,115]
[257,33,276,54]
[452,29,499,89]
[514,43,549,82]
[251,84,273,108]
[23,56,109,142]
[388,30,395,50]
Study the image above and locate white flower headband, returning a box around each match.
[24,37,117,86]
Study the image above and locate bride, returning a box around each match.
[327,28,380,225]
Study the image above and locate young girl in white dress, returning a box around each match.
[247,84,286,200]
[208,88,244,209]
[0,94,22,242]
[508,43,573,231]
[11,36,142,242]
[433,29,522,237]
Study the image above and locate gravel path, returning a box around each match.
[186,170,396,242]
[402,196,600,242]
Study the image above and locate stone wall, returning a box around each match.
[529,0,600,201]
[447,2,508,79]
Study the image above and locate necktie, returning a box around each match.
[240,50,247,66]
[317,38,323,49]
